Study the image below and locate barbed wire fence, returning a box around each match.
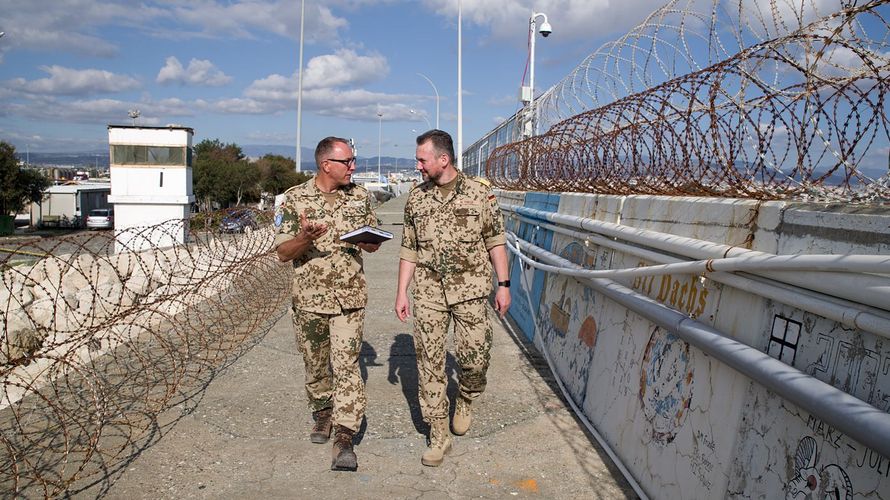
[488,0,890,202]
[0,211,291,496]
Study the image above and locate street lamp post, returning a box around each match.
[416,73,439,130]
[296,0,305,172]
[410,109,431,129]
[457,0,462,170]
[523,12,552,137]
[377,111,383,182]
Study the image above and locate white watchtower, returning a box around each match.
[107,125,195,253]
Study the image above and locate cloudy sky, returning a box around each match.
[0,0,657,160]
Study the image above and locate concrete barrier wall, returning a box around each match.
[497,191,890,499]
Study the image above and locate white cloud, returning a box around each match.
[6,94,193,126]
[205,97,279,115]
[157,57,233,86]
[232,48,408,120]
[243,73,298,102]
[0,0,349,60]
[0,0,165,57]
[303,49,389,89]
[5,66,140,96]
[244,49,388,100]
[421,0,654,43]
[166,1,347,42]
[8,97,136,123]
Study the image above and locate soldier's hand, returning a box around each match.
[394,293,411,322]
[494,287,511,318]
[356,242,381,253]
[299,211,328,241]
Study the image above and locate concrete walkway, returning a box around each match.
[78,193,637,499]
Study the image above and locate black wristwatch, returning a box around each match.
[497,280,511,288]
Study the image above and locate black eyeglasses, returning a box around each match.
[326,157,356,166]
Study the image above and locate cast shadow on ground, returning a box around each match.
[383,333,458,435]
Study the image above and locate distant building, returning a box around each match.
[107,125,195,253]
[28,183,111,228]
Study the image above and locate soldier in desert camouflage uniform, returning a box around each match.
[274,136,380,472]
[395,129,511,467]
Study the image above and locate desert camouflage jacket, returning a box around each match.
[274,178,377,314]
[400,171,506,306]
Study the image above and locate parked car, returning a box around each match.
[220,209,258,233]
[86,208,114,230]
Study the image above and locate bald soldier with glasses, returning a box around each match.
[274,136,380,471]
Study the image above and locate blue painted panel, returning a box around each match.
[506,192,560,341]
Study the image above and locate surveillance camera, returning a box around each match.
[539,21,552,37]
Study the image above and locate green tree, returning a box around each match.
[0,141,51,216]
[193,139,247,210]
[255,154,311,195]
[225,161,260,207]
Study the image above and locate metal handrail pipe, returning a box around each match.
[502,203,890,312]
[718,269,890,338]
[511,242,890,276]
[508,235,890,459]
[510,212,890,273]
[508,215,890,337]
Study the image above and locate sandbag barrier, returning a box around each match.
[0,209,291,497]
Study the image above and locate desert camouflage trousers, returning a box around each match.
[292,305,366,432]
[412,297,493,422]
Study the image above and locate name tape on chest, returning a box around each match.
[454,199,481,208]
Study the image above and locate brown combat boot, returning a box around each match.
[452,397,472,436]
[331,425,358,471]
[310,408,333,444]
[421,418,453,467]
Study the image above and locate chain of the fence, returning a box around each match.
[491,0,890,202]
[0,209,291,496]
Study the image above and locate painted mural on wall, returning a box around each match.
[638,326,695,444]
[506,217,554,341]
[496,193,890,498]
[787,436,853,500]
[536,239,608,407]
[726,305,890,498]
[629,260,712,318]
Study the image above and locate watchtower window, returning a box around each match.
[112,145,187,166]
